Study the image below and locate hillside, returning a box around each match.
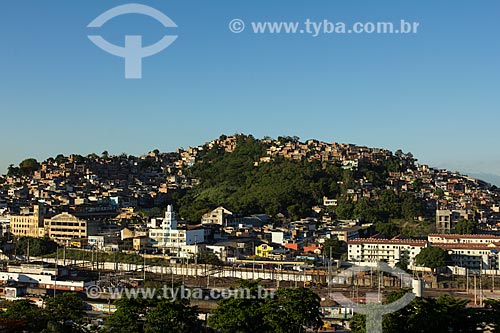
[174,135,425,222]
[1,134,499,236]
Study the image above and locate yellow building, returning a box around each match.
[44,213,87,242]
[10,204,45,238]
[255,243,274,258]
[133,236,150,251]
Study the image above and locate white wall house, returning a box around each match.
[348,238,427,266]
[149,205,204,254]
[434,243,500,272]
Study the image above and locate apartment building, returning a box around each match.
[44,212,87,242]
[10,204,45,238]
[348,238,427,266]
[429,234,500,272]
[329,227,361,242]
[149,205,204,254]
[435,209,475,233]
[428,234,500,245]
[434,243,499,271]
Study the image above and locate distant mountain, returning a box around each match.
[465,172,500,187]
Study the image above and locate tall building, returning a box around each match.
[10,204,87,242]
[10,204,45,238]
[435,209,475,233]
[44,212,87,242]
[149,205,204,254]
[429,234,500,273]
[348,238,427,266]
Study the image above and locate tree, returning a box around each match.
[322,238,343,259]
[145,300,200,333]
[353,198,379,224]
[400,192,424,220]
[395,256,409,271]
[264,288,323,333]
[44,292,86,323]
[7,164,20,177]
[208,297,268,333]
[19,158,40,176]
[0,299,47,332]
[351,292,480,333]
[335,197,354,219]
[349,313,366,333]
[374,221,401,239]
[415,246,449,273]
[72,154,85,164]
[196,251,223,266]
[434,188,445,198]
[55,154,67,164]
[208,284,322,333]
[481,299,500,332]
[15,237,57,257]
[104,297,149,333]
[454,219,476,234]
[208,280,268,333]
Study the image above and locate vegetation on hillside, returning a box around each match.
[350,290,500,333]
[173,135,427,225]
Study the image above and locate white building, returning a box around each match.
[88,235,105,249]
[0,215,10,236]
[428,234,500,245]
[429,234,500,273]
[348,238,427,266]
[149,205,204,254]
[271,231,285,245]
[201,206,234,226]
[434,243,500,272]
[329,227,361,242]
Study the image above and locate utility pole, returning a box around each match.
[328,247,332,297]
[303,267,306,287]
[54,247,58,298]
[474,274,477,306]
[378,270,382,303]
[479,273,483,307]
[466,268,469,293]
[171,265,174,290]
[194,235,198,266]
[206,264,210,288]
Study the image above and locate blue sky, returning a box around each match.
[1,1,499,184]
